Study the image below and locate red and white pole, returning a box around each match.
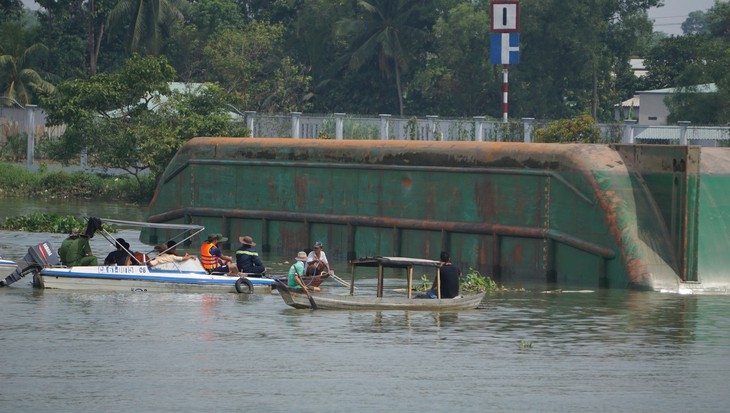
[502,64,509,123]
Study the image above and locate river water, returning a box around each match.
[1,199,729,412]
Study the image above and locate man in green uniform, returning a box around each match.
[59,228,98,266]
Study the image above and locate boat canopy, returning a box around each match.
[349,256,443,298]
[100,218,204,231]
[87,217,205,260]
[351,256,442,269]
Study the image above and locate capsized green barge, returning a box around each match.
[144,138,730,293]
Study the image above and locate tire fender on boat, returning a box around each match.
[235,277,254,294]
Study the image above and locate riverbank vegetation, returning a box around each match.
[0,212,118,234]
[0,212,87,233]
[0,162,155,203]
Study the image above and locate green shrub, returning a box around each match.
[534,113,601,143]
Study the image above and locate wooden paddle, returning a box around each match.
[304,286,318,310]
[295,264,317,310]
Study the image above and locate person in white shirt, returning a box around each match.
[149,244,197,267]
[306,241,332,275]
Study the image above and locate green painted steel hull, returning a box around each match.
[144,138,730,293]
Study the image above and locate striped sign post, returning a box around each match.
[490,1,520,123]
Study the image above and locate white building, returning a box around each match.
[615,83,718,125]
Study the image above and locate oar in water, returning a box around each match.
[304,287,318,310]
[295,265,318,310]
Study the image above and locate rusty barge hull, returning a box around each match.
[144,138,729,293]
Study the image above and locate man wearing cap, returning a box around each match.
[200,233,237,275]
[59,228,98,267]
[306,241,332,275]
[288,251,320,292]
[236,235,266,276]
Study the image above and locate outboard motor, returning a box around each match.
[23,241,60,267]
[0,241,59,287]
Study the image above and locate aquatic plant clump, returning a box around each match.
[417,268,499,293]
[461,269,498,293]
[0,213,116,234]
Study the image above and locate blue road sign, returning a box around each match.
[490,33,519,65]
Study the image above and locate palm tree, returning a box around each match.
[108,0,189,54]
[335,0,427,116]
[0,24,54,105]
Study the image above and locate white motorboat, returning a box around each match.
[11,217,273,294]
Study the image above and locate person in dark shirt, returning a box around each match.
[104,238,132,266]
[235,235,266,275]
[426,251,461,299]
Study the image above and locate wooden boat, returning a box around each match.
[276,256,486,310]
[9,217,274,294]
[271,271,330,288]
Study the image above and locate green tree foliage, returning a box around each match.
[41,54,248,194]
[653,2,730,124]
[0,22,54,105]
[333,0,434,116]
[534,113,601,143]
[642,35,716,90]
[108,0,189,54]
[204,21,313,112]
[706,1,730,42]
[682,10,709,35]
[407,2,499,117]
[34,0,120,77]
[0,0,23,23]
[2,0,725,126]
[515,0,658,121]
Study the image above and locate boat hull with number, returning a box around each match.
[33,261,274,294]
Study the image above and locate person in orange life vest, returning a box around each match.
[200,233,237,275]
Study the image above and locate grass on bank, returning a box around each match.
[0,162,155,203]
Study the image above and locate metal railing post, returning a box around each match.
[245,111,256,137]
[26,105,37,166]
[473,116,486,142]
[522,117,535,143]
[623,119,637,144]
[379,114,391,140]
[291,112,302,139]
[678,121,691,145]
[427,115,439,140]
[335,113,345,140]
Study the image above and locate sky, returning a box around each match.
[648,0,720,35]
[19,0,723,36]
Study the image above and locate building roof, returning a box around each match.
[638,83,717,95]
[616,96,640,108]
